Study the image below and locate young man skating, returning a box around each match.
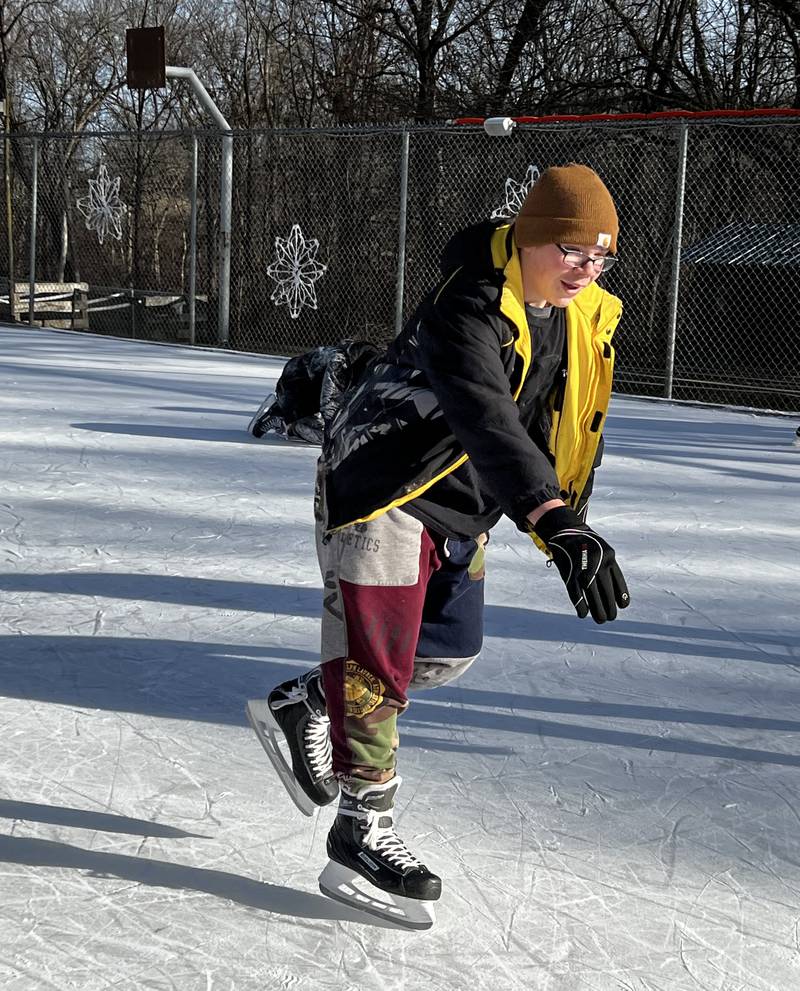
[247,163,630,929]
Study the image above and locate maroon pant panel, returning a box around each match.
[321,526,439,778]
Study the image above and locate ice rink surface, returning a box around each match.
[1,325,799,991]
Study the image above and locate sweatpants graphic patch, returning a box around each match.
[344,659,385,716]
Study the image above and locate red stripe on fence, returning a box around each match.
[453,108,800,125]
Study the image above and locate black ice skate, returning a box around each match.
[246,668,338,816]
[246,394,283,438]
[318,776,441,930]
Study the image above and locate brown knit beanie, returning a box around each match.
[514,164,618,253]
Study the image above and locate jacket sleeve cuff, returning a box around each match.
[530,505,584,543]
[511,485,564,532]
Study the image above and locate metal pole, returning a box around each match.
[394,129,410,338]
[219,130,232,346]
[28,138,38,327]
[3,97,16,323]
[664,121,689,400]
[187,133,198,346]
[166,66,232,346]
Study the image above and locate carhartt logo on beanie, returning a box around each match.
[514,163,618,253]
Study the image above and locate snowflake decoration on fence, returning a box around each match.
[490,164,541,220]
[266,224,327,319]
[75,164,125,245]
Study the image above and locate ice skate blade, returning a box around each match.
[245,699,315,817]
[246,394,276,437]
[318,859,436,931]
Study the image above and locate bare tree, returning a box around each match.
[11,0,121,279]
[328,0,498,120]
[487,0,552,112]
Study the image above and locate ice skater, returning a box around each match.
[247,163,631,929]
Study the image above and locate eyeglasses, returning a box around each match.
[556,244,619,272]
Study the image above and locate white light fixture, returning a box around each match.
[483,117,516,137]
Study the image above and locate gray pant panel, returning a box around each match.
[409,654,478,689]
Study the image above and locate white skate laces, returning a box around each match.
[362,811,425,871]
[304,712,333,782]
[270,682,310,709]
[270,677,333,783]
[339,782,425,872]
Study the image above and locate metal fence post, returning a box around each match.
[664,121,689,399]
[188,133,198,346]
[394,129,410,338]
[3,98,16,322]
[219,129,233,346]
[28,138,38,327]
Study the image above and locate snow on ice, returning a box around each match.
[0,325,799,990]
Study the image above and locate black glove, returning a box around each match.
[533,506,630,624]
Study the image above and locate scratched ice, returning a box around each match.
[0,325,799,991]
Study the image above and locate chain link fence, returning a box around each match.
[1,117,798,412]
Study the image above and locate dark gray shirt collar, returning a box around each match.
[525,303,554,319]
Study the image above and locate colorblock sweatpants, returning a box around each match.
[317,508,485,782]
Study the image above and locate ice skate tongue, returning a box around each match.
[343,775,402,811]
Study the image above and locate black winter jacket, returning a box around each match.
[319,220,621,539]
